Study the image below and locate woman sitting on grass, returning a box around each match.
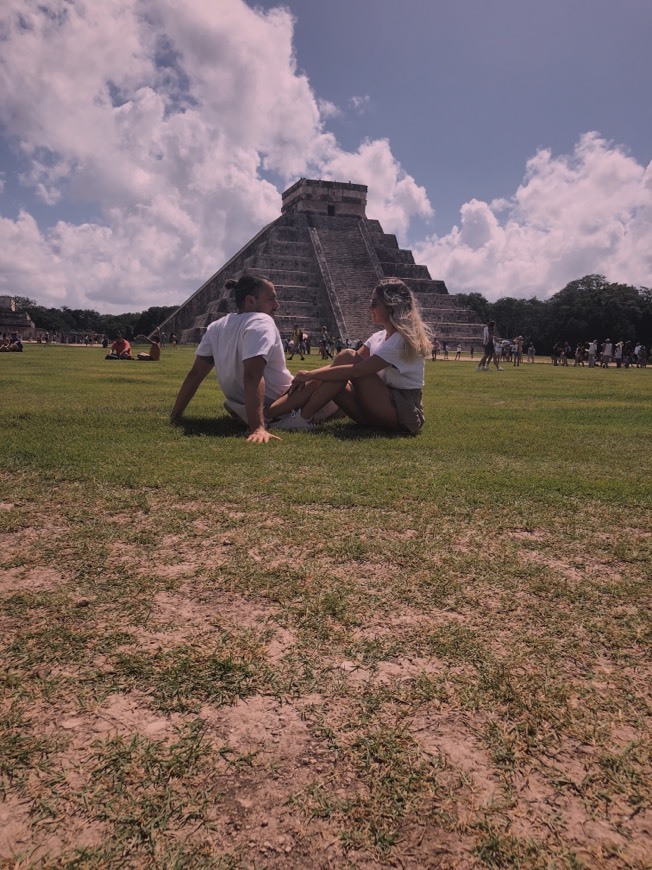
[276,278,431,435]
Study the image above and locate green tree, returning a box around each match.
[545,275,651,349]
[132,305,178,337]
[452,292,491,323]
[491,297,545,343]
[100,313,140,339]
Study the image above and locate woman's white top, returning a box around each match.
[364,330,425,389]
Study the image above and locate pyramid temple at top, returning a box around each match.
[158,179,483,348]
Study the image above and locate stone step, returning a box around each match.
[248,254,318,273]
[258,240,312,258]
[375,248,415,265]
[255,269,322,286]
[380,262,432,280]
[268,227,309,243]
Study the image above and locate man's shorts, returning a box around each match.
[484,341,495,356]
[388,387,425,435]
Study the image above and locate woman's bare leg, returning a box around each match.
[350,374,399,429]
[267,349,359,421]
[266,380,322,418]
[267,348,400,431]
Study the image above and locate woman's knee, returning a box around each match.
[334,348,357,364]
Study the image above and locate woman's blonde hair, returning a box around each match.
[375,278,432,360]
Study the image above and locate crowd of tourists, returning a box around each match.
[283,325,359,361]
[549,339,649,367]
[469,321,650,372]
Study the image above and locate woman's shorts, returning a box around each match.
[388,387,425,435]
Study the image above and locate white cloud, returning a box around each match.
[349,95,371,114]
[311,138,433,237]
[0,0,429,312]
[415,133,652,300]
[317,98,340,119]
[2,4,647,315]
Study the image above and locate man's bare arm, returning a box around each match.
[170,356,214,419]
[243,356,280,443]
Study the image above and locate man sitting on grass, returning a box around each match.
[105,333,133,360]
[170,273,335,444]
[136,333,161,361]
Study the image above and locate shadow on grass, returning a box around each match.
[172,416,406,441]
[171,416,244,438]
[329,422,409,440]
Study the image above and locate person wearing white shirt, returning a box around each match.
[171,274,328,443]
[288,279,431,434]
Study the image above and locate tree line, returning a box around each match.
[14,298,178,340]
[455,275,652,351]
[15,274,652,352]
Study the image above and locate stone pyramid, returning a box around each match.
[158,179,483,349]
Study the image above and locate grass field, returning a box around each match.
[0,344,650,868]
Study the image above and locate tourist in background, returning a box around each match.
[588,339,597,368]
[0,331,23,352]
[318,326,332,359]
[614,341,623,367]
[106,333,132,360]
[288,323,305,360]
[476,321,502,371]
[601,338,613,367]
[136,333,162,361]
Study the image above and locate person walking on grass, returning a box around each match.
[319,326,333,359]
[601,339,613,368]
[476,321,502,371]
[614,341,623,368]
[455,343,462,360]
[588,339,597,368]
[284,278,431,435]
[288,323,305,360]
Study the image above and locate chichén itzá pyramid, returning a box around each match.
[158,179,484,349]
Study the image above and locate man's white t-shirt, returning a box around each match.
[363,330,425,389]
[196,313,292,403]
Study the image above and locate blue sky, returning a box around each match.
[0,0,650,312]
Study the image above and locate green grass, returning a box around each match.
[0,345,650,867]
